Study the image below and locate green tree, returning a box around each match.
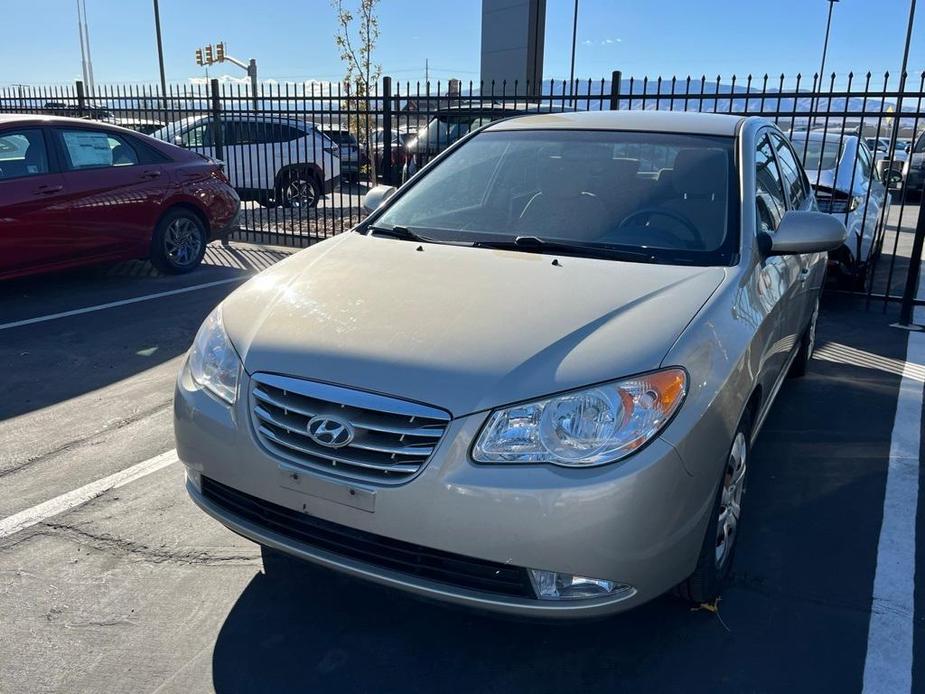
[332,0,381,182]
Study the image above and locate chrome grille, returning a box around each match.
[250,373,450,485]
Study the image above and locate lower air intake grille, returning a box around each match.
[201,477,534,598]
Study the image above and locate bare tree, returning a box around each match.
[332,0,381,183]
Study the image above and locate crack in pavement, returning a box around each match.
[0,400,173,479]
[14,521,259,566]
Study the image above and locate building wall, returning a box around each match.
[480,0,546,96]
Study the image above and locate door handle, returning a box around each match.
[33,184,63,195]
[140,170,162,179]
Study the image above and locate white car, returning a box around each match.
[152,115,340,208]
[789,132,889,288]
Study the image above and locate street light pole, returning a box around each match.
[568,0,578,106]
[153,0,168,108]
[812,0,838,125]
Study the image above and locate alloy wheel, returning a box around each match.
[715,431,747,568]
[164,217,203,268]
[284,177,316,209]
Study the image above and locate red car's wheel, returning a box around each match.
[150,209,207,274]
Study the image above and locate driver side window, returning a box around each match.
[755,135,787,233]
[182,122,213,148]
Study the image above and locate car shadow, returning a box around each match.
[0,244,285,421]
[210,563,695,694]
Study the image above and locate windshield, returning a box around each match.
[150,118,199,143]
[417,114,483,152]
[915,133,925,153]
[374,129,738,266]
[792,137,843,171]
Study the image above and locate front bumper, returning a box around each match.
[175,367,713,618]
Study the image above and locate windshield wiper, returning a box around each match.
[366,224,430,242]
[473,235,655,263]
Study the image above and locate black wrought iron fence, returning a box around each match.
[1,70,923,318]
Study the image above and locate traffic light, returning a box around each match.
[195,48,204,66]
[215,42,225,62]
[204,44,214,65]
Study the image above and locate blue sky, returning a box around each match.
[1,0,922,87]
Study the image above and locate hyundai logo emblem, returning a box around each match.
[306,415,354,449]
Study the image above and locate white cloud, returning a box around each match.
[582,39,593,46]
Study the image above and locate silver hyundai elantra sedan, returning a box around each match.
[175,111,846,617]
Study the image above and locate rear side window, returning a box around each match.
[182,122,213,148]
[755,135,787,232]
[325,130,357,145]
[915,133,925,153]
[59,129,140,169]
[771,133,809,208]
[228,121,304,145]
[0,129,49,180]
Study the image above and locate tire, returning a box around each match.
[149,208,207,274]
[789,293,820,378]
[675,412,751,604]
[278,169,321,209]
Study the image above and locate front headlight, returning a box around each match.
[187,306,241,405]
[472,368,687,467]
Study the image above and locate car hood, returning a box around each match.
[807,168,851,193]
[222,233,725,416]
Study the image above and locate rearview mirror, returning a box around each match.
[757,210,847,256]
[362,184,397,214]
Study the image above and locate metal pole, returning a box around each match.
[77,0,89,87]
[896,0,921,328]
[81,0,95,94]
[812,0,837,125]
[210,78,223,162]
[609,70,621,111]
[75,80,86,117]
[569,0,578,106]
[153,0,167,108]
[898,201,925,327]
[382,76,393,186]
[248,59,258,110]
[889,0,916,150]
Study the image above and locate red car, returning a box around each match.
[0,114,240,280]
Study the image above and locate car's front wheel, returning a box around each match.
[149,209,207,274]
[675,413,751,604]
[278,170,321,209]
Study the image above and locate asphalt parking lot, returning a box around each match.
[1,240,924,694]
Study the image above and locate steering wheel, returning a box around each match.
[616,208,701,249]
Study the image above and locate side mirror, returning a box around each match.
[362,184,397,214]
[887,170,904,188]
[757,210,847,256]
[173,134,184,147]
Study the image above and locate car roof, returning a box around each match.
[483,109,746,136]
[789,130,858,143]
[434,102,577,117]
[0,113,142,133]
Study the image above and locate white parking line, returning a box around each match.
[0,277,245,332]
[861,295,924,692]
[0,450,178,539]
